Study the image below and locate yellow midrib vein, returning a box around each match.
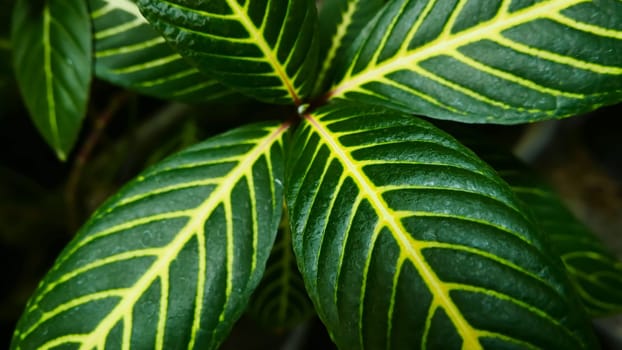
[330,0,589,97]
[227,0,301,105]
[306,114,481,349]
[42,4,63,160]
[77,124,288,350]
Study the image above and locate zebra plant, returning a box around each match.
[9,0,622,348]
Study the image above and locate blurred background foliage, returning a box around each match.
[0,0,621,347]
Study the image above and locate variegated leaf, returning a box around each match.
[11,122,289,350]
[91,0,237,102]
[286,101,597,349]
[11,0,91,160]
[313,0,386,94]
[136,0,320,105]
[471,145,622,316]
[329,0,622,124]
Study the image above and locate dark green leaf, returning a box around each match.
[329,0,622,124]
[248,208,314,329]
[136,0,320,105]
[472,146,622,317]
[286,102,597,349]
[11,0,92,160]
[90,0,237,103]
[313,0,385,94]
[11,122,289,349]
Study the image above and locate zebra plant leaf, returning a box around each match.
[286,102,597,349]
[329,0,622,124]
[248,209,314,329]
[313,0,386,94]
[472,147,622,316]
[136,0,319,105]
[91,0,237,103]
[11,0,91,160]
[11,122,289,350]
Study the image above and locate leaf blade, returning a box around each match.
[313,0,386,94]
[11,122,289,349]
[11,0,92,160]
[470,145,622,316]
[136,0,319,105]
[329,0,622,124]
[90,0,237,102]
[286,102,597,349]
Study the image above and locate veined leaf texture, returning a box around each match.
[90,0,237,102]
[11,0,92,160]
[11,122,288,349]
[287,102,597,349]
[136,0,320,104]
[329,0,622,123]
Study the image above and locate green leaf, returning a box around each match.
[11,122,289,350]
[286,102,597,349]
[313,0,386,94]
[471,147,622,316]
[248,208,314,330]
[90,0,237,103]
[136,0,319,105]
[329,0,622,124]
[11,0,92,160]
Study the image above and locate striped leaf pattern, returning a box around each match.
[329,0,622,124]
[286,102,596,349]
[313,0,386,94]
[91,0,236,103]
[11,0,91,160]
[248,212,314,329]
[472,147,622,316]
[136,0,319,105]
[11,122,289,350]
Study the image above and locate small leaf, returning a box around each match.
[287,102,597,349]
[137,0,320,105]
[329,0,622,124]
[313,0,386,94]
[90,0,237,103]
[11,0,92,160]
[248,208,314,330]
[11,122,289,349]
[470,146,622,316]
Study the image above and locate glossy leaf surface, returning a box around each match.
[11,122,288,350]
[137,0,319,105]
[473,147,622,316]
[329,0,622,124]
[91,0,236,102]
[287,102,596,349]
[249,211,314,329]
[313,0,385,94]
[11,0,92,160]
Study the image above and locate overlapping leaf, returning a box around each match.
[91,0,236,102]
[329,0,622,124]
[470,146,622,316]
[11,0,91,160]
[137,0,319,105]
[248,211,314,329]
[11,122,289,350]
[286,102,596,349]
[313,0,385,94]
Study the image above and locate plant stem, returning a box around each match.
[65,91,133,232]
